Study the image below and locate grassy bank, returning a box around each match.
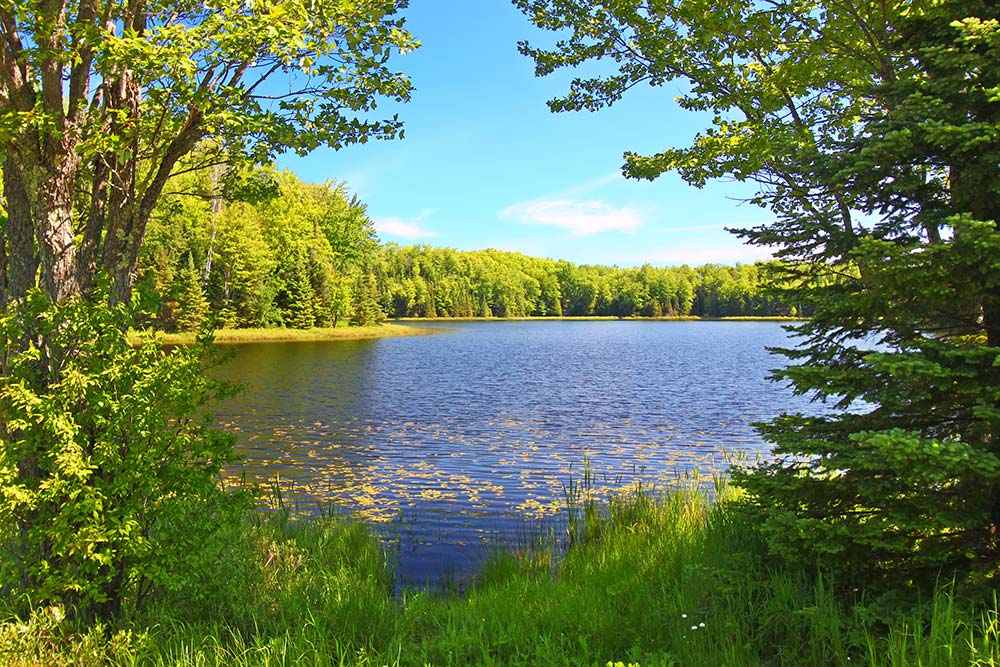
[135,318,800,346]
[394,315,804,323]
[3,483,998,666]
[140,323,440,346]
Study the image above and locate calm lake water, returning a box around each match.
[214,320,810,588]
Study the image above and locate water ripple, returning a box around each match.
[215,320,809,587]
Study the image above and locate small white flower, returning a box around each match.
[691,625,698,631]
[681,613,688,618]
[699,622,705,628]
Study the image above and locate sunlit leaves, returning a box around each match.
[519,0,1000,586]
[515,0,915,266]
[0,0,417,305]
[0,291,249,616]
[142,165,378,329]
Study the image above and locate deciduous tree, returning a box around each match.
[0,0,416,306]
[0,0,416,617]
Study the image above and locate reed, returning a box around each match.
[135,323,438,346]
[3,480,999,666]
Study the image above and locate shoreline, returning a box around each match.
[139,323,442,346]
[394,315,805,322]
[136,316,805,346]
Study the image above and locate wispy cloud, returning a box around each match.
[499,199,643,237]
[374,210,437,240]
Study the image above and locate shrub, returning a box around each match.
[0,290,249,620]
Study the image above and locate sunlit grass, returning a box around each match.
[394,315,804,322]
[135,323,440,346]
[3,481,998,666]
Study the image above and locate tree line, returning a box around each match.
[378,244,792,319]
[517,0,1000,586]
[139,169,794,331]
[139,165,385,330]
[2,0,996,627]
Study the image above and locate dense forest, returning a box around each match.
[140,167,793,331]
[3,0,999,663]
[378,244,791,319]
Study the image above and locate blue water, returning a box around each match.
[214,320,810,588]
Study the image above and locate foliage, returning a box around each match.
[350,271,386,327]
[174,254,211,332]
[0,0,416,305]
[281,253,318,329]
[377,243,790,319]
[144,170,794,327]
[3,487,1000,666]
[0,291,249,619]
[733,1,1000,584]
[516,0,1000,585]
[0,0,414,634]
[143,168,381,330]
[741,221,1000,581]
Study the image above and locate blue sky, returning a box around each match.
[276,0,774,267]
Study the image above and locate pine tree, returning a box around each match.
[516,0,1000,585]
[175,254,210,332]
[284,257,316,329]
[350,271,385,326]
[734,0,1000,585]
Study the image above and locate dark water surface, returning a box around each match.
[214,320,808,587]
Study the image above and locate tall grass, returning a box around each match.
[3,480,999,666]
[143,323,437,346]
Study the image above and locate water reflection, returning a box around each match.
[214,321,806,587]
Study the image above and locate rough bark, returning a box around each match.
[76,154,110,295]
[33,170,80,303]
[105,110,204,305]
[2,157,38,303]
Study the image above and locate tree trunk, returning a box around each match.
[204,164,225,284]
[3,158,38,304]
[36,192,79,303]
[8,150,81,304]
[104,110,204,306]
[77,155,110,295]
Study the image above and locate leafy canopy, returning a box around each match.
[516,0,1000,584]
[0,0,417,620]
[0,0,416,303]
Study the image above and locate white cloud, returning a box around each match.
[499,199,643,237]
[374,216,437,240]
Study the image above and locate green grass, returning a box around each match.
[137,319,803,347]
[3,482,998,666]
[136,323,440,346]
[394,316,804,322]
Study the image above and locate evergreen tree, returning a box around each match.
[329,276,354,328]
[350,271,385,326]
[517,0,1000,585]
[175,254,210,332]
[283,256,316,329]
[734,0,1000,584]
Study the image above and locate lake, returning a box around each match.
[214,320,810,588]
